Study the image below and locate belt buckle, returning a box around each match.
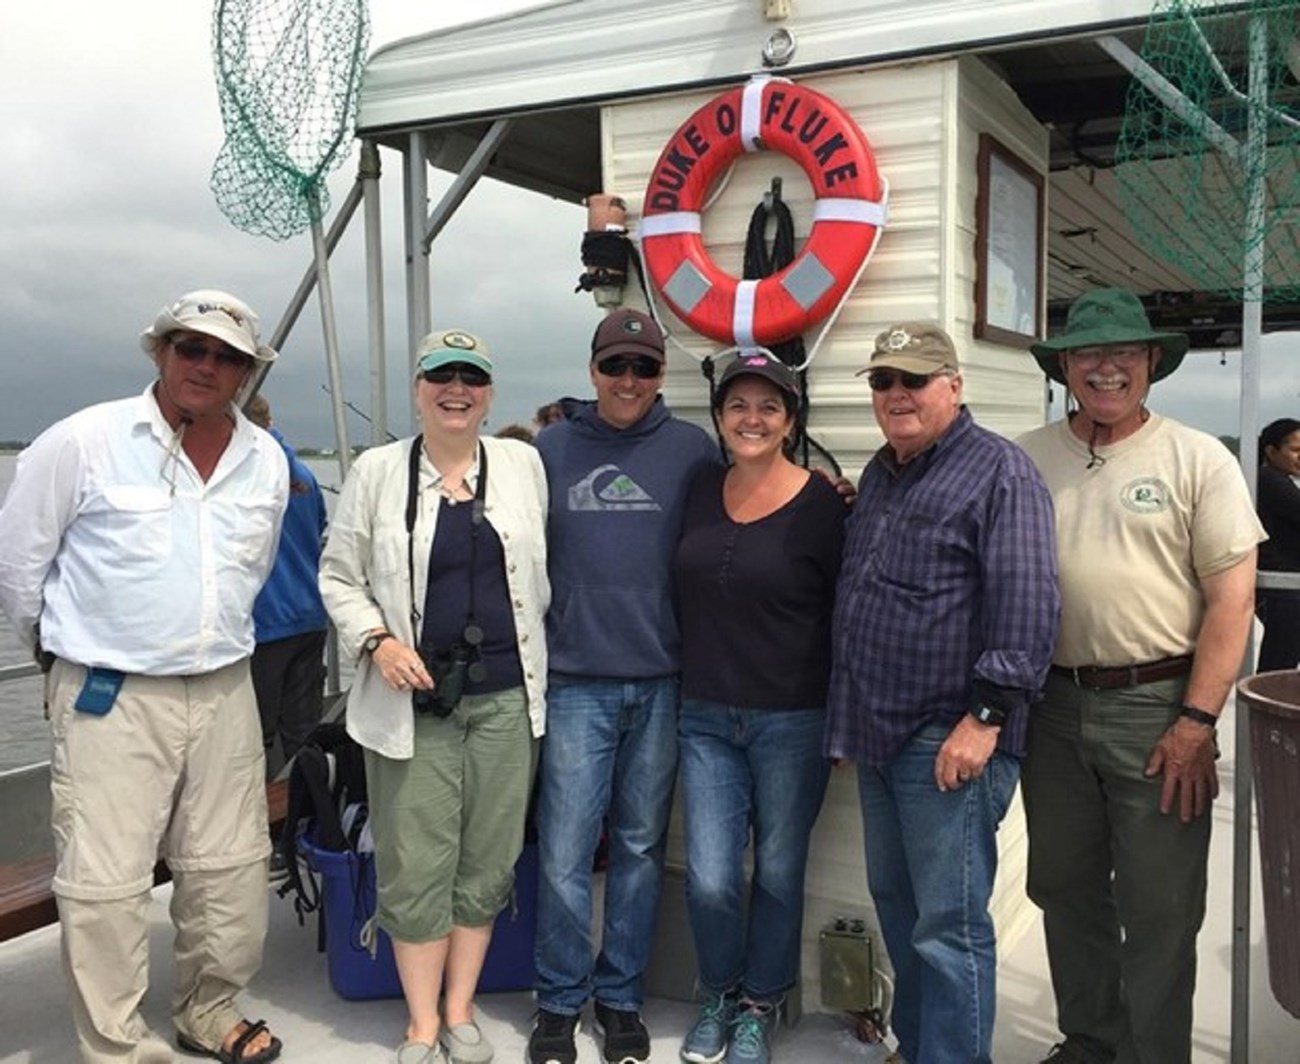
[1071,666,1084,687]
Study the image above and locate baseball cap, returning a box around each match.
[591,309,665,363]
[415,328,493,376]
[857,322,960,376]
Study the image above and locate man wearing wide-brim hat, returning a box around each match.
[0,290,289,1063]
[1017,288,1264,1064]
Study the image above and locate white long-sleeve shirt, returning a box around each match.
[0,386,288,675]
[319,434,550,757]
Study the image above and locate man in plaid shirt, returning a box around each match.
[825,322,1059,1064]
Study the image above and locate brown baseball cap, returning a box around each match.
[591,309,666,363]
[857,322,961,376]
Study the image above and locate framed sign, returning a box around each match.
[974,134,1045,348]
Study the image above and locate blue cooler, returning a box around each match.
[298,833,539,1001]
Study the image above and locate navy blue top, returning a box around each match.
[675,466,845,709]
[825,408,1060,766]
[420,497,522,695]
[537,396,720,680]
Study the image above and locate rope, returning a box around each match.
[739,187,842,475]
[575,231,633,293]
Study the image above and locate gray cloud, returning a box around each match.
[4,2,1298,454]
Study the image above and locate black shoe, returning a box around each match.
[528,1009,580,1064]
[593,1001,650,1064]
[1042,1040,1112,1064]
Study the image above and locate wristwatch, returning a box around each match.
[1179,704,1219,729]
[969,704,1007,728]
[362,631,394,657]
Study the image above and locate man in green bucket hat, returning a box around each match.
[1018,288,1264,1064]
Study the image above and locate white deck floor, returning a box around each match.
[2,705,1297,1063]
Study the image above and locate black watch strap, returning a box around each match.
[969,704,1007,728]
[1179,704,1219,729]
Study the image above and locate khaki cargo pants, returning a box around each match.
[48,657,271,1063]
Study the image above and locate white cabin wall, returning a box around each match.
[604,58,1050,1009]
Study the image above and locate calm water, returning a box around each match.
[0,452,346,771]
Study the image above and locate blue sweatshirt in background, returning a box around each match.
[254,428,329,643]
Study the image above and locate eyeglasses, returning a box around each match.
[595,355,662,379]
[866,369,948,392]
[1064,344,1150,367]
[171,337,251,371]
[420,363,492,387]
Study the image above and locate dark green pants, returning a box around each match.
[1022,674,1210,1064]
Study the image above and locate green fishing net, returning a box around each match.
[210,0,370,241]
[1114,0,1300,302]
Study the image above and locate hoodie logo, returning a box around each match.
[568,464,661,511]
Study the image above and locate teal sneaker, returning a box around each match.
[680,988,740,1063]
[725,1002,777,1064]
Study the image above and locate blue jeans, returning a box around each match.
[533,677,680,1013]
[680,700,830,1002]
[857,724,1019,1064]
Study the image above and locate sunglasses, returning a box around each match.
[420,363,492,387]
[867,369,946,392]
[171,337,251,371]
[1064,344,1150,367]
[595,355,662,379]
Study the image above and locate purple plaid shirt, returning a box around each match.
[825,408,1060,766]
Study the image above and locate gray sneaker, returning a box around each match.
[725,1002,777,1064]
[680,989,740,1063]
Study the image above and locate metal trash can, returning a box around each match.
[1237,670,1300,1019]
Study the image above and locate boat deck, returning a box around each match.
[1,702,1296,1062]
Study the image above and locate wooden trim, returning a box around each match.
[0,780,288,944]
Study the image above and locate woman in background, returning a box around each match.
[673,352,845,1064]
[1256,417,1300,671]
[320,329,548,1064]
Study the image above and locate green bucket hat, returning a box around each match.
[1030,288,1188,385]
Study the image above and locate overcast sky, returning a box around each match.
[0,0,597,453]
[2,1,1297,457]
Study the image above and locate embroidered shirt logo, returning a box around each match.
[568,464,661,511]
[1120,476,1171,514]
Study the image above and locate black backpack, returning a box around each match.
[276,721,368,921]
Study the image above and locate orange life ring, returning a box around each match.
[641,78,887,349]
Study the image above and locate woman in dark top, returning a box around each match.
[673,353,845,1064]
[1256,417,1300,671]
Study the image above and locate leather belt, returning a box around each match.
[1050,654,1194,691]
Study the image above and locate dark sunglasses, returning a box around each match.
[596,355,662,379]
[866,369,944,392]
[420,363,492,387]
[171,337,251,371]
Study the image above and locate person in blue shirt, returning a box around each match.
[825,322,1059,1064]
[528,309,719,1064]
[247,394,330,778]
